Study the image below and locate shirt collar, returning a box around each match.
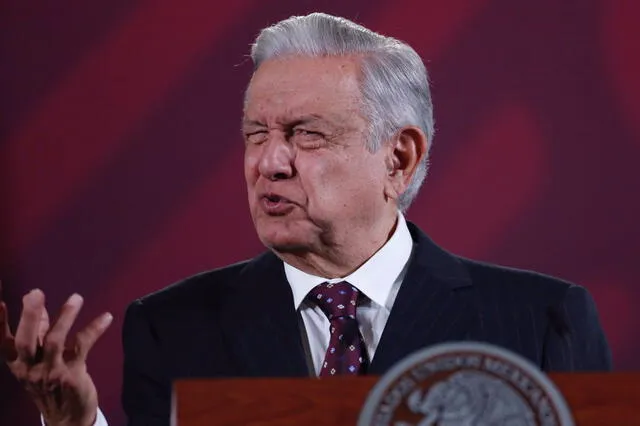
[284,212,413,309]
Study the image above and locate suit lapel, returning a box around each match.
[218,252,309,377]
[369,223,478,374]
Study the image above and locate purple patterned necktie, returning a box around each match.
[308,281,367,376]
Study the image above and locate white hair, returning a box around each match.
[249,12,435,212]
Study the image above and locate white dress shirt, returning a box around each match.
[284,212,413,375]
[56,213,413,425]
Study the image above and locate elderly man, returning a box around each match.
[0,12,611,426]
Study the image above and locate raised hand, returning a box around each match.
[0,287,112,426]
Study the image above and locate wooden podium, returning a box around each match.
[173,373,640,425]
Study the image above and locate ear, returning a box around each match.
[383,126,429,202]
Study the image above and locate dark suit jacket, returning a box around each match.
[121,223,612,425]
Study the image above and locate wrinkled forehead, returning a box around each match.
[243,56,365,121]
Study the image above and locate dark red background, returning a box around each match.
[2,1,639,424]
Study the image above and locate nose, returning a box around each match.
[258,133,295,180]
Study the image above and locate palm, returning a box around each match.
[29,363,98,425]
[0,289,112,426]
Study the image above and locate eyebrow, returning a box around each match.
[289,114,327,127]
[241,119,266,129]
[242,114,334,129]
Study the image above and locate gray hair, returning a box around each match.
[249,13,435,212]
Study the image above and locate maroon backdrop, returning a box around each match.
[2,1,639,424]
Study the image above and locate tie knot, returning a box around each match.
[308,281,359,320]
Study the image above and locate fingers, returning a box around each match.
[41,294,83,366]
[0,301,12,339]
[74,312,113,361]
[14,289,46,362]
[0,301,18,362]
[3,290,113,368]
[0,280,18,362]
[38,306,50,345]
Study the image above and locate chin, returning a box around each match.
[258,232,309,252]
[255,223,313,253]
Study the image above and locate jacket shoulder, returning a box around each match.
[133,258,254,312]
[459,257,578,304]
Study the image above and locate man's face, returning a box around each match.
[243,56,393,255]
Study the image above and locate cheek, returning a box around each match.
[294,156,332,203]
[298,154,374,205]
[244,149,259,186]
[332,156,386,205]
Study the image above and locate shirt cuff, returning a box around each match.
[94,408,108,426]
[41,408,108,426]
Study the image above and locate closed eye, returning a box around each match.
[244,130,268,145]
[291,128,325,149]
[293,129,321,136]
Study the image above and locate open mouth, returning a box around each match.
[261,193,294,214]
[265,194,283,203]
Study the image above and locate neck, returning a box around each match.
[275,212,399,278]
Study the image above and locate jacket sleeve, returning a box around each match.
[122,300,171,426]
[542,285,613,371]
